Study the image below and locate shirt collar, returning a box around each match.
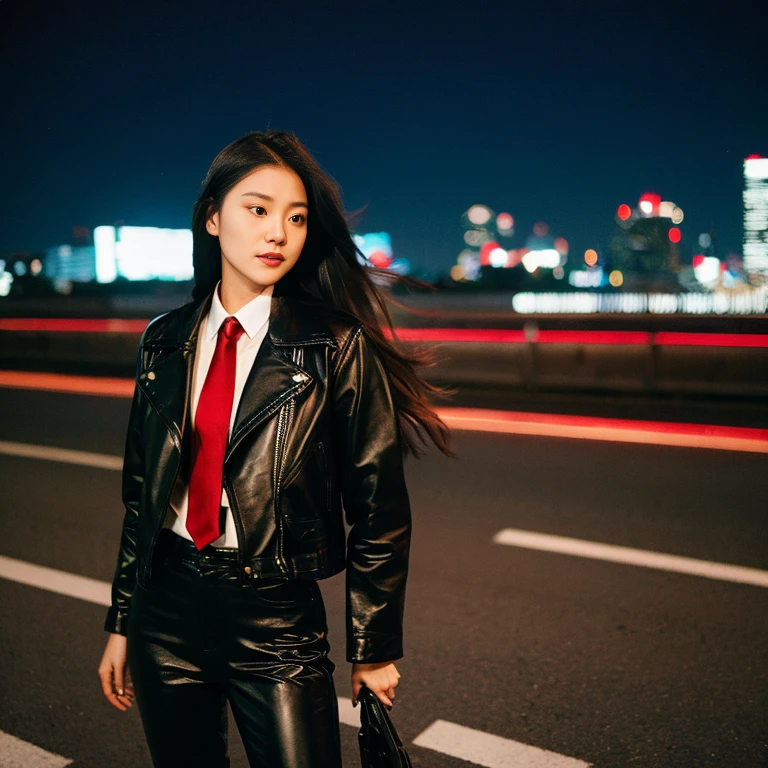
[204,279,273,342]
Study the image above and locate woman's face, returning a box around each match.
[206,164,308,294]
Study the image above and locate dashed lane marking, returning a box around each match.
[0,558,590,768]
[336,696,360,728]
[0,440,123,470]
[494,528,768,588]
[2,441,764,590]
[335,700,592,768]
[0,554,111,606]
[412,719,591,768]
[0,730,73,767]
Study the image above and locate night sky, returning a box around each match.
[1,0,764,277]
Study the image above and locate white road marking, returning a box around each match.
[3,438,761,766]
[494,528,768,588]
[0,556,595,768]
[412,719,591,768]
[0,440,122,471]
[0,730,73,767]
[0,555,111,606]
[336,696,361,728]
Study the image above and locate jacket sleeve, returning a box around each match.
[332,324,412,664]
[103,335,147,635]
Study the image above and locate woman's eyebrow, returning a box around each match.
[240,191,308,209]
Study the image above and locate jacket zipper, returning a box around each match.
[273,397,294,575]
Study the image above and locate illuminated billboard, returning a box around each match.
[95,225,194,283]
[743,155,768,276]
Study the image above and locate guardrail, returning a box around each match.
[1,321,766,397]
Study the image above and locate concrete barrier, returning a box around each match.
[1,327,767,397]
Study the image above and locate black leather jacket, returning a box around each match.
[104,288,412,664]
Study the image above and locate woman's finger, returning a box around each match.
[98,666,129,711]
[375,690,394,708]
[113,666,125,697]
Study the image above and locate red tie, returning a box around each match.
[187,315,246,550]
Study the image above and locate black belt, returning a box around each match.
[168,531,238,566]
[165,531,285,581]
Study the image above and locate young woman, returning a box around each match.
[97,130,456,767]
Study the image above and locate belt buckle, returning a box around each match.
[197,554,218,573]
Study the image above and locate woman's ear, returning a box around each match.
[204,198,219,236]
[205,209,219,236]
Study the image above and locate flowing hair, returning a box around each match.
[191,129,457,459]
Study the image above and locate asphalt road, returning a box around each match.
[0,387,766,767]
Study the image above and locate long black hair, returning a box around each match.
[191,129,457,460]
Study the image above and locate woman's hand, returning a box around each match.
[98,633,135,711]
[351,661,400,709]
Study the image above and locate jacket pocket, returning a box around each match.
[280,440,332,530]
[283,517,323,541]
[247,578,318,607]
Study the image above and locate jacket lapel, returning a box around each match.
[226,333,310,461]
[138,287,335,459]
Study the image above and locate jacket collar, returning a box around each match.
[139,285,338,459]
[144,286,339,352]
[204,279,273,341]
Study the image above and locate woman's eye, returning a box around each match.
[249,206,266,215]
[290,214,306,224]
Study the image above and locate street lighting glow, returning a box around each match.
[467,205,492,225]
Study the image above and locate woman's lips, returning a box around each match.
[257,254,284,266]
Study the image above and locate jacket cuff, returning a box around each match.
[104,606,129,636]
[347,632,403,664]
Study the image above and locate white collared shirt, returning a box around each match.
[167,279,274,548]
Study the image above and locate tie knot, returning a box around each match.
[221,316,245,341]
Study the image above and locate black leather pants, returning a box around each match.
[126,531,343,768]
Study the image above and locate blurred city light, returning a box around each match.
[464,229,490,246]
[694,256,721,287]
[480,241,501,266]
[523,249,560,272]
[496,212,514,232]
[584,249,598,266]
[659,201,675,218]
[489,247,509,267]
[94,225,193,282]
[353,232,397,269]
[467,205,492,225]
[0,271,12,296]
[569,267,604,287]
[639,193,662,216]
[617,204,632,221]
[668,227,682,243]
[743,155,768,276]
[457,249,481,280]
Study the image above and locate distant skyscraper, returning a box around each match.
[743,155,768,277]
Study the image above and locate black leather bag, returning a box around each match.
[357,684,413,767]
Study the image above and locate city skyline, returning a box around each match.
[1,1,764,276]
